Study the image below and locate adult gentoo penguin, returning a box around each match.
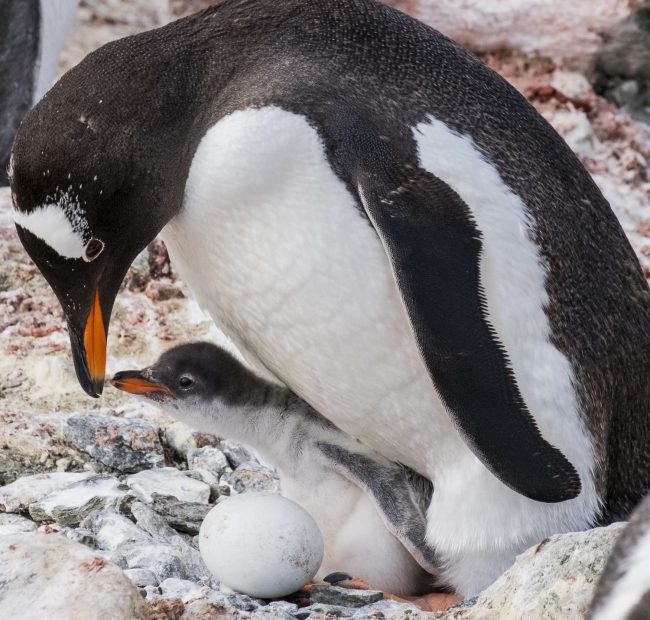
[588,495,650,619]
[0,0,77,184]
[111,341,453,606]
[9,0,650,597]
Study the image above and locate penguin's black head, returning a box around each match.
[111,342,264,408]
[9,31,197,398]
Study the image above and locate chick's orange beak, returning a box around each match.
[110,370,173,397]
[84,288,106,393]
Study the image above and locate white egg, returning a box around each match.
[199,492,324,598]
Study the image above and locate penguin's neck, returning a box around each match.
[180,386,318,474]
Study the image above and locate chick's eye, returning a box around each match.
[84,237,104,261]
[179,376,194,389]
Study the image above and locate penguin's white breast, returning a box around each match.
[161,105,455,473]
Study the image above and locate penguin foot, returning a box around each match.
[396,592,462,612]
[330,576,462,612]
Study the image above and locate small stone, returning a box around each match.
[145,597,185,617]
[0,532,146,618]
[63,526,95,546]
[216,481,234,498]
[124,568,159,588]
[187,446,229,477]
[127,468,210,504]
[0,471,92,513]
[145,280,184,301]
[219,439,256,469]
[0,513,38,535]
[308,585,383,608]
[205,590,261,612]
[67,413,164,473]
[83,509,151,551]
[126,502,211,584]
[295,603,354,618]
[185,469,221,503]
[29,476,128,526]
[550,70,592,101]
[610,79,641,107]
[176,599,217,619]
[219,461,280,494]
[152,495,211,535]
[142,585,161,600]
[56,457,72,471]
[353,598,420,616]
[254,607,296,619]
[120,543,187,583]
[118,541,210,584]
[263,600,299,615]
[164,422,219,460]
[159,577,208,603]
[130,500,180,540]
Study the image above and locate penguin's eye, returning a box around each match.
[84,237,104,262]
[179,375,194,390]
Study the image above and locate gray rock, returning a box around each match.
[0,532,147,619]
[308,585,383,608]
[164,421,220,459]
[0,471,92,513]
[127,467,211,504]
[28,475,128,526]
[353,598,422,616]
[118,541,210,584]
[220,461,280,494]
[254,608,296,619]
[126,502,211,583]
[0,513,38,535]
[206,590,262,612]
[188,446,229,477]
[294,603,354,618]
[67,413,164,473]
[185,468,221,502]
[263,601,299,615]
[63,526,95,546]
[160,577,209,602]
[130,500,180,540]
[124,567,159,588]
[451,524,626,619]
[152,494,212,535]
[219,439,256,469]
[179,599,232,619]
[83,509,151,551]
[216,480,235,498]
[120,543,188,582]
[142,585,161,600]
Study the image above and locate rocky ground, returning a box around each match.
[1,1,649,619]
[0,402,627,619]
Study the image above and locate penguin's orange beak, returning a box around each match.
[110,370,174,397]
[83,289,106,393]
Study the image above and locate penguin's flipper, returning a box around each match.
[355,168,581,503]
[316,441,439,576]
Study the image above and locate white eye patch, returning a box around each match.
[13,202,90,260]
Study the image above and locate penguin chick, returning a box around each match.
[112,341,442,598]
[589,494,650,620]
